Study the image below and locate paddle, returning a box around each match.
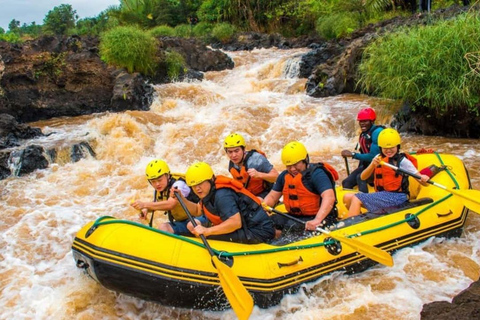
[343,156,351,175]
[174,191,254,320]
[264,205,394,267]
[380,161,480,213]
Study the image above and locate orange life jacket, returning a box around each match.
[228,149,273,196]
[282,163,338,216]
[374,153,418,194]
[201,175,262,226]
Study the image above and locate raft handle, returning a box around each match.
[85,225,98,238]
[76,260,89,269]
[437,210,453,218]
[277,256,303,268]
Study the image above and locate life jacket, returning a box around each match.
[228,149,273,196]
[358,125,385,154]
[201,175,262,226]
[155,173,200,222]
[282,163,338,217]
[374,153,418,195]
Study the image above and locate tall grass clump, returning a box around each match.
[149,25,175,37]
[211,23,236,43]
[174,24,192,38]
[316,12,360,40]
[192,22,214,40]
[100,26,158,75]
[358,13,480,115]
[164,50,186,81]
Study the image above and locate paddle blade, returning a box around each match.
[330,233,394,267]
[212,256,254,320]
[447,188,480,214]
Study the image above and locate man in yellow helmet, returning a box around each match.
[174,161,275,244]
[131,159,205,235]
[223,133,279,199]
[263,141,338,235]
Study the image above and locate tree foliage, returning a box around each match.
[43,4,77,35]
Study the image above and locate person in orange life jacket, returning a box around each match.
[174,162,275,244]
[131,159,205,236]
[341,107,384,193]
[343,128,430,217]
[223,133,279,199]
[262,141,338,234]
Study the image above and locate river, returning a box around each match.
[1,48,479,320]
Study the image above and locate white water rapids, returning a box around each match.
[1,48,479,320]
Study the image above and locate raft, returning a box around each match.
[72,152,472,310]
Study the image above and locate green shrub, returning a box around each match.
[211,23,236,43]
[174,24,192,38]
[99,26,158,75]
[358,13,480,115]
[149,25,175,37]
[164,50,186,81]
[192,21,214,39]
[316,12,360,40]
[0,32,22,43]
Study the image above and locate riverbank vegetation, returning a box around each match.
[358,11,480,115]
[1,1,478,116]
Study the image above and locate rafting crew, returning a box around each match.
[131,159,206,235]
[223,133,279,199]
[343,128,431,217]
[341,107,384,193]
[262,141,338,236]
[173,161,276,244]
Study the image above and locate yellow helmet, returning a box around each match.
[378,128,401,148]
[185,162,214,186]
[223,133,246,148]
[145,159,170,180]
[281,141,308,166]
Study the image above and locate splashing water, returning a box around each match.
[1,47,479,320]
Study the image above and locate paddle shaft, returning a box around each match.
[174,191,255,320]
[381,160,480,214]
[174,191,215,256]
[381,161,441,189]
[344,156,350,176]
[269,207,333,236]
[268,206,394,267]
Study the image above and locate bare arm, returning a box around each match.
[247,167,279,183]
[305,189,336,230]
[263,189,282,208]
[192,213,242,237]
[131,197,178,212]
[360,154,381,180]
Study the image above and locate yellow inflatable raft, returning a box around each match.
[72,153,472,310]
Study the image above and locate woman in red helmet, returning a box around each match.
[341,107,384,193]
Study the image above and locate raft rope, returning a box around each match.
[87,153,465,258]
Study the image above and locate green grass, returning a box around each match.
[211,23,236,43]
[99,25,158,75]
[358,12,480,115]
[149,25,175,37]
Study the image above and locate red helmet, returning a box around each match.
[357,107,376,121]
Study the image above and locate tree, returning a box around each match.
[8,19,20,33]
[43,4,77,35]
[0,27,5,35]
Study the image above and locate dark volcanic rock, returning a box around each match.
[0,113,43,149]
[421,279,480,320]
[159,37,234,72]
[13,144,49,176]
